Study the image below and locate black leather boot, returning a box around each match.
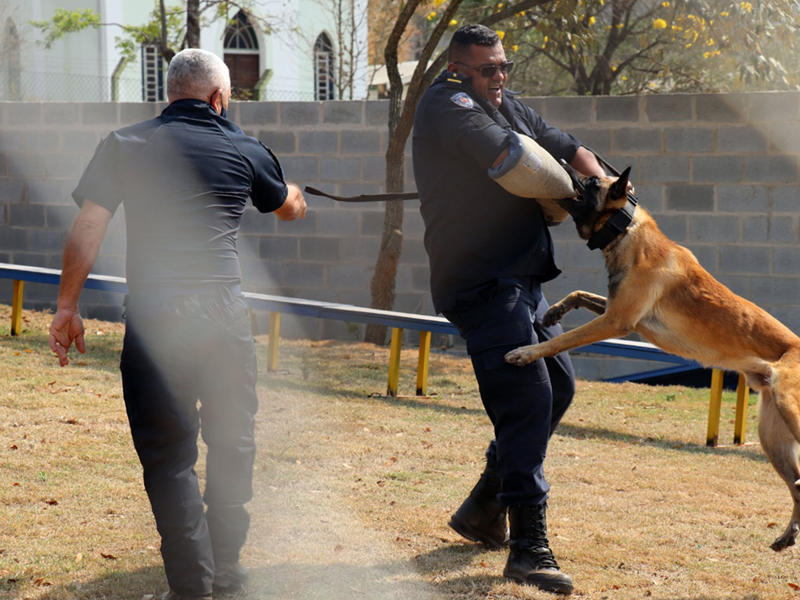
[448,465,508,549]
[504,503,573,595]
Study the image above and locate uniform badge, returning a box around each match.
[450,92,474,108]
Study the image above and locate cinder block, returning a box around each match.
[750,276,800,307]
[541,97,592,125]
[281,102,321,126]
[62,130,103,154]
[772,186,800,212]
[26,179,65,205]
[319,157,361,181]
[327,264,368,290]
[6,103,43,126]
[11,251,49,268]
[280,156,319,181]
[770,306,800,334]
[651,213,687,241]
[745,155,797,183]
[282,262,326,287]
[341,235,381,262]
[9,204,45,227]
[29,227,65,253]
[666,128,713,153]
[719,244,770,274]
[119,103,158,124]
[338,182,382,196]
[240,258,282,284]
[403,211,425,240]
[10,155,45,178]
[692,155,744,183]
[276,210,317,235]
[257,130,296,154]
[0,178,25,203]
[774,247,800,274]
[314,209,359,237]
[298,130,338,154]
[717,127,767,153]
[596,96,639,122]
[43,104,80,125]
[749,92,800,122]
[0,131,24,153]
[361,210,385,235]
[569,128,611,153]
[518,97,546,115]
[715,274,749,297]
[401,242,429,266]
[640,155,689,183]
[365,101,389,126]
[81,103,119,125]
[688,214,740,242]
[645,94,692,122]
[341,130,380,154]
[566,242,605,270]
[665,185,714,211]
[743,216,795,243]
[696,94,746,122]
[634,185,663,211]
[323,101,363,124]
[769,122,800,154]
[258,235,299,260]
[410,265,431,293]
[614,128,661,152]
[685,244,719,271]
[44,153,82,178]
[0,226,26,250]
[237,102,278,126]
[238,207,275,234]
[361,156,387,182]
[300,236,340,261]
[717,185,769,213]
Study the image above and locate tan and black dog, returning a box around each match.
[504,163,800,552]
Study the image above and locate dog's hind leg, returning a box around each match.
[543,291,608,327]
[759,386,800,551]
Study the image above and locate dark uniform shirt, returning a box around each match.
[73,98,288,293]
[413,71,581,314]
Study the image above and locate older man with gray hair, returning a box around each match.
[49,48,306,600]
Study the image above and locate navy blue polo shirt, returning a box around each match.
[73,98,288,293]
[412,71,581,314]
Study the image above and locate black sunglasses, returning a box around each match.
[455,60,515,78]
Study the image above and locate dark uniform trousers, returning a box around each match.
[443,277,575,507]
[120,286,257,597]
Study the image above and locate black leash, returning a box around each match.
[304,186,419,203]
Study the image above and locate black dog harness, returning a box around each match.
[586,195,638,251]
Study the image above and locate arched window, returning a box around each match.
[224,11,260,100]
[3,18,21,101]
[314,33,334,101]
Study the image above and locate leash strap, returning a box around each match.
[304,186,419,203]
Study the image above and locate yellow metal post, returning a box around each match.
[707,369,724,447]
[734,373,749,445]
[11,280,24,335]
[267,312,281,372]
[387,327,403,397]
[416,330,432,396]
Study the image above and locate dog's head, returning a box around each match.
[558,162,632,240]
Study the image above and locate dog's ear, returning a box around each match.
[560,159,584,196]
[609,166,631,200]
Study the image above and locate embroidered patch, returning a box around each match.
[450,92,474,108]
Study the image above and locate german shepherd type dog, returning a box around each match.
[504,164,800,552]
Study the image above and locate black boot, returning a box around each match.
[504,503,573,595]
[448,465,508,549]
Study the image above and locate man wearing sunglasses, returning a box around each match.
[413,24,607,595]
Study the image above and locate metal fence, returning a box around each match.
[0,70,322,103]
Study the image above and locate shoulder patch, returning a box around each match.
[449,92,474,109]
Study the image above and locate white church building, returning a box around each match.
[0,0,369,102]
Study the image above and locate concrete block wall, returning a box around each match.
[1,92,799,380]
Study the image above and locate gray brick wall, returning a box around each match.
[1,92,799,381]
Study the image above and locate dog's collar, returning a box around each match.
[587,194,638,251]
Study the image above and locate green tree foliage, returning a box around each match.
[434,0,800,95]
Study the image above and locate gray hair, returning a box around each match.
[167,48,231,101]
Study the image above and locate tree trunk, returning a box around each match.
[186,0,201,48]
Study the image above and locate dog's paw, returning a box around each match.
[543,306,565,328]
[504,347,534,367]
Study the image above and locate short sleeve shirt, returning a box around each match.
[73,99,288,292]
[412,71,581,313]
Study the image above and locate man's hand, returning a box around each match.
[49,307,86,367]
[275,184,307,221]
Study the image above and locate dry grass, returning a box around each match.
[1,304,799,600]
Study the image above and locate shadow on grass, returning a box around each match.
[556,422,769,463]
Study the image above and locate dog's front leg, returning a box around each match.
[543,291,608,327]
[505,314,631,366]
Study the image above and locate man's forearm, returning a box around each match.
[58,201,112,310]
